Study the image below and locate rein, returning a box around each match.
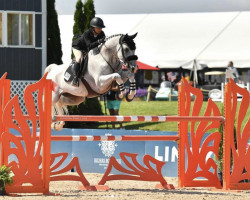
[98,35,137,73]
[98,44,122,73]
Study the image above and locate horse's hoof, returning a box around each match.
[57,122,65,131]
[126,93,134,102]
[56,126,63,131]
[54,125,63,131]
[51,122,65,131]
[52,122,57,130]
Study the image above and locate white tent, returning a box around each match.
[58,12,250,70]
[128,12,242,70]
[196,12,250,69]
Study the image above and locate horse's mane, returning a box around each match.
[105,34,136,50]
[105,34,123,41]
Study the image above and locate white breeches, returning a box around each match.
[72,48,83,63]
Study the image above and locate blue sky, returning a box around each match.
[56,0,250,15]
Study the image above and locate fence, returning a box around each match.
[0,72,250,194]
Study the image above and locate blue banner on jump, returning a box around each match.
[51,129,179,177]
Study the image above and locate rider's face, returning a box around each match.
[93,27,102,34]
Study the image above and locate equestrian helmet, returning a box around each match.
[90,17,105,28]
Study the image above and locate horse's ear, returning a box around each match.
[126,32,138,41]
[120,34,128,43]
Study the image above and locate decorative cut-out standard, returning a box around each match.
[99,152,175,189]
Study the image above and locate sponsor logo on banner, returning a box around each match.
[99,133,118,157]
[94,133,121,169]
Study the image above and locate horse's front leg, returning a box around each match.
[126,72,136,102]
[99,73,126,99]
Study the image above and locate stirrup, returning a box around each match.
[71,77,79,87]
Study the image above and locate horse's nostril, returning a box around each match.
[127,55,138,61]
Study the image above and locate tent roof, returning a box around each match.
[127,12,240,69]
[197,12,250,68]
[59,12,250,69]
[137,61,159,70]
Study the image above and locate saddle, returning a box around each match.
[64,55,89,83]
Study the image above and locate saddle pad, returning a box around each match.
[64,55,88,83]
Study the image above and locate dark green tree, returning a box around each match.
[71,0,86,59]
[47,0,63,65]
[73,0,86,39]
[83,0,96,30]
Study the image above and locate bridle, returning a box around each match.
[98,36,138,73]
[118,36,138,70]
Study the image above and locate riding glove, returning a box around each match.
[98,37,105,44]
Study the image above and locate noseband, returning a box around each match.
[118,39,138,69]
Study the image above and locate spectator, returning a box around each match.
[225,61,242,83]
[106,90,124,129]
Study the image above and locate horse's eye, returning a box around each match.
[125,48,130,53]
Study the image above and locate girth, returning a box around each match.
[81,78,113,97]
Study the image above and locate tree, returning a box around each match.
[73,0,86,38]
[71,0,86,59]
[47,0,63,65]
[83,0,96,30]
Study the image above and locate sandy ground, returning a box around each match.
[2,173,250,200]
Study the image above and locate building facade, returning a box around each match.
[0,0,46,80]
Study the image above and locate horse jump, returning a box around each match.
[0,73,250,194]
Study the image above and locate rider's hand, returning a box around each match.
[98,37,105,44]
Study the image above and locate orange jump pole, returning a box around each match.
[15,135,180,142]
[53,115,224,123]
[50,135,180,141]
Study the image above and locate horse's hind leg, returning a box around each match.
[52,101,66,131]
[51,91,64,131]
[52,94,85,131]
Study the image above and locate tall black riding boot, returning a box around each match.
[71,62,80,87]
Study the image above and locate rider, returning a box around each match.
[71,17,106,87]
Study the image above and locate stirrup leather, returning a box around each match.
[71,76,79,87]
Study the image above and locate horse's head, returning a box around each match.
[117,33,138,73]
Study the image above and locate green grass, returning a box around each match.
[98,100,225,131]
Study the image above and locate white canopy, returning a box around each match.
[196,12,250,69]
[59,12,250,69]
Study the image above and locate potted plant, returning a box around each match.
[0,165,13,195]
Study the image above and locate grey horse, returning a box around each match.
[45,33,138,130]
